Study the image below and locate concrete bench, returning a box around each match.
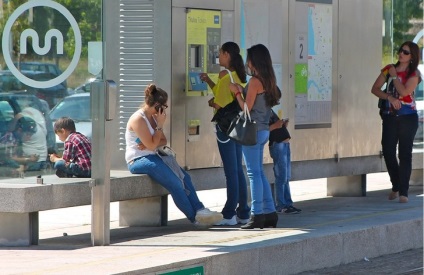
[0,169,226,246]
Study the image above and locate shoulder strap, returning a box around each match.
[225,69,235,84]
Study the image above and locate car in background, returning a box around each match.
[0,93,56,154]
[0,70,68,109]
[71,74,101,94]
[49,93,91,152]
[5,61,66,88]
[73,81,93,94]
[24,71,68,108]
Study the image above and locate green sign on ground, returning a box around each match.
[159,265,204,275]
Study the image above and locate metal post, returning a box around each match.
[90,81,111,246]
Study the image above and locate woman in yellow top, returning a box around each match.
[200,42,249,226]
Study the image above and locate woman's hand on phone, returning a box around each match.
[155,107,166,127]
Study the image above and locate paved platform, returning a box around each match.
[0,173,422,275]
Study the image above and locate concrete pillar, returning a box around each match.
[0,212,38,246]
[327,175,366,197]
[410,169,423,186]
[119,197,164,227]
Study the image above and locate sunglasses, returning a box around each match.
[398,48,411,56]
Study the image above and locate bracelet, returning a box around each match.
[155,127,163,131]
[235,92,241,98]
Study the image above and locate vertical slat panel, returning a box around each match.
[119,0,155,150]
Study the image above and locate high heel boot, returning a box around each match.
[264,212,278,228]
[240,214,265,229]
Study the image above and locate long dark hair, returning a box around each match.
[395,41,420,79]
[222,41,247,83]
[247,44,280,106]
[143,84,168,107]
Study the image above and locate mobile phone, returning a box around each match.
[154,105,161,112]
[135,138,141,144]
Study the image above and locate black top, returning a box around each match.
[269,109,290,146]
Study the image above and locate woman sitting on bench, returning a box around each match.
[125,83,223,227]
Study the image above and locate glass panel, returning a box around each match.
[382,0,423,148]
[0,0,101,179]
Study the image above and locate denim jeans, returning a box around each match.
[128,154,205,222]
[26,161,47,171]
[269,141,293,210]
[242,130,276,215]
[381,114,418,197]
[216,126,250,220]
[54,160,91,177]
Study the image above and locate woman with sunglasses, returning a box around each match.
[125,84,223,226]
[371,41,421,203]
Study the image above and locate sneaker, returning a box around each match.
[291,206,302,212]
[281,206,301,214]
[214,215,237,226]
[195,208,223,226]
[236,217,250,225]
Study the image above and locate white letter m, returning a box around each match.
[20,29,64,55]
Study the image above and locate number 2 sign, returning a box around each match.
[296,33,307,63]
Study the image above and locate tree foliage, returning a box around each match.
[55,0,101,58]
[383,0,423,59]
[0,0,30,62]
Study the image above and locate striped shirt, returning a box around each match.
[63,132,92,171]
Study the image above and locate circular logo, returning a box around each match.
[1,0,82,89]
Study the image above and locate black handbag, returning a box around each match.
[226,102,257,145]
[378,73,395,117]
[211,69,241,133]
[211,100,241,133]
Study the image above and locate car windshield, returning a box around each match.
[50,96,91,121]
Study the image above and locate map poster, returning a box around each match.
[294,0,332,129]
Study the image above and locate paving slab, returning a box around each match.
[0,173,422,275]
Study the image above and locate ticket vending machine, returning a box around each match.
[172,2,235,169]
[186,9,222,95]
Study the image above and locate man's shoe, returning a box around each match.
[388,191,399,200]
[195,208,223,226]
[282,206,300,214]
[290,206,302,212]
[214,215,237,226]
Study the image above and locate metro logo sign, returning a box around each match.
[1,0,81,89]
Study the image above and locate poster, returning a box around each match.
[294,1,332,129]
